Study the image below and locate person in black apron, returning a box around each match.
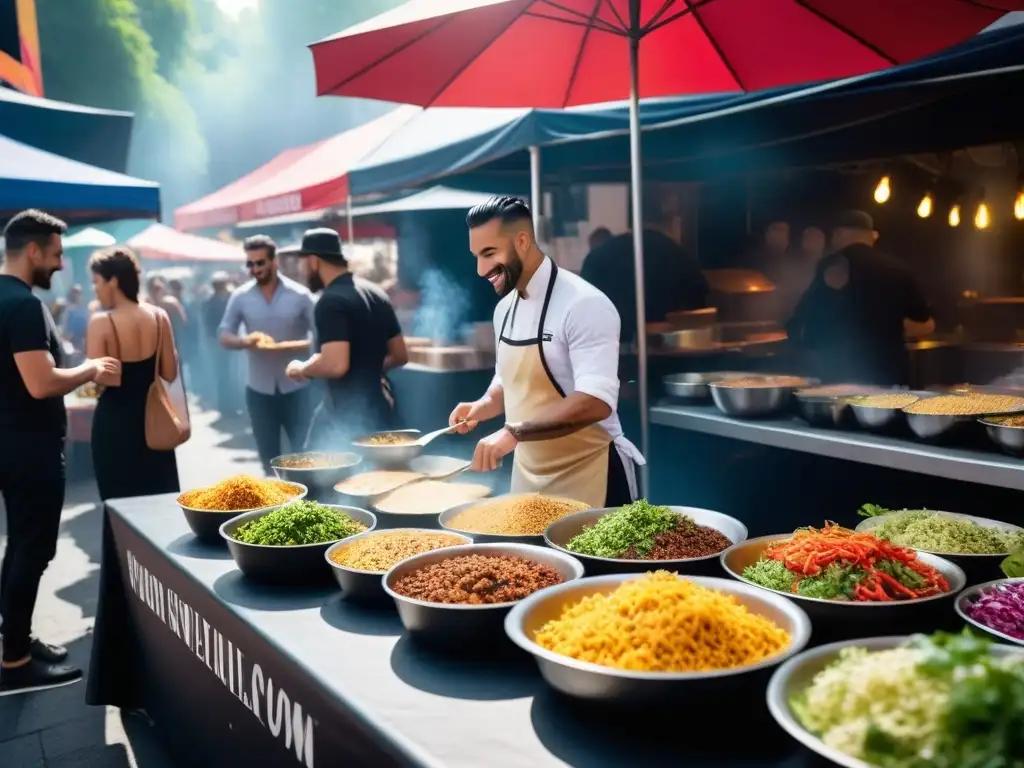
[449,196,644,507]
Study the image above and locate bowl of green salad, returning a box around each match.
[767,630,1024,768]
[220,500,375,585]
[855,503,1024,584]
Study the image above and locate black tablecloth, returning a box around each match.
[87,495,830,768]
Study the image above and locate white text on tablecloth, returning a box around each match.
[124,549,316,768]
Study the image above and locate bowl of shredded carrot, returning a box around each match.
[721,524,965,628]
[504,571,810,703]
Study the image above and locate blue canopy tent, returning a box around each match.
[0,134,161,223]
[0,86,135,173]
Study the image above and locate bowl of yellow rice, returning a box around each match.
[504,571,810,702]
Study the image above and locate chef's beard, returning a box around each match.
[486,252,524,298]
[306,270,324,293]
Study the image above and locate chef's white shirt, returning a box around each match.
[490,257,646,491]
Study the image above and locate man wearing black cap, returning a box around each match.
[286,228,408,448]
[787,210,934,386]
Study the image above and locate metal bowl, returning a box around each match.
[544,506,747,576]
[438,495,592,545]
[177,482,308,544]
[270,451,362,489]
[351,429,423,468]
[660,327,717,350]
[794,395,849,427]
[220,503,375,585]
[662,371,757,400]
[955,577,1024,646]
[505,574,811,703]
[856,511,1024,585]
[708,378,812,418]
[720,534,966,630]
[383,543,584,649]
[766,635,1024,768]
[981,417,1024,455]
[845,391,931,431]
[324,528,472,605]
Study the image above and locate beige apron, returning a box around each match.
[497,262,613,509]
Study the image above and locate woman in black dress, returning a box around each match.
[86,248,180,501]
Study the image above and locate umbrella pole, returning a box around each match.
[346,194,355,243]
[529,145,542,236]
[627,23,650,497]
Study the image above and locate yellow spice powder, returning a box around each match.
[534,571,790,672]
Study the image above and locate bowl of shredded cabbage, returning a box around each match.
[767,631,1024,768]
[856,504,1024,584]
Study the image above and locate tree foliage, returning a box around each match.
[32,0,406,217]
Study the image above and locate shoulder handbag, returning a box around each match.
[108,311,191,451]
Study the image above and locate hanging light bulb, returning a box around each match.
[975,201,992,230]
[873,175,891,204]
[917,192,934,218]
[1015,189,1024,221]
[949,204,961,227]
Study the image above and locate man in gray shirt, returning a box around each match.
[219,235,316,472]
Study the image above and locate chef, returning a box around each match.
[449,196,644,508]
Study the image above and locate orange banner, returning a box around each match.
[0,0,43,96]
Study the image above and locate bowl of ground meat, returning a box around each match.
[383,543,584,650]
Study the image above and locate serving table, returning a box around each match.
[86,495,826,768]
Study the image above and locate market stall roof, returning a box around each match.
[431,23,1024,187]
[346,97,743,196]
[0,134,161,223]
[347,23,1024,193]
[126,223,243,263]
[63,226,117,249]
[174,106,420,231]
[0,86,135,173]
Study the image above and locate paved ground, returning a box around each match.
[0,407,262,767]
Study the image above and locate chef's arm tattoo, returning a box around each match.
[505,393,612,442]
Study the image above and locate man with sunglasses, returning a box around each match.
[219,235,316,472]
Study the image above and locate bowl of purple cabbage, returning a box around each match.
[955,577,1024,646]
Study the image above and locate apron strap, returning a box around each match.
[536,262,564,397]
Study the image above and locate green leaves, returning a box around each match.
[565,500,679,558]
[857,503,894,519]
[1002,549,1024,579]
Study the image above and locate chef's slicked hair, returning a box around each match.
[465,196,532,230]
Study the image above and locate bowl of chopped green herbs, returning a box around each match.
[220,501,375,585]
[544,500,747,576]
[855,504,1024,585]
[766,631,1024,768]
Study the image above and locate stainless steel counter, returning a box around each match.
[650,403,1024,491]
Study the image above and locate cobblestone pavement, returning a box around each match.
[0,407,262,767]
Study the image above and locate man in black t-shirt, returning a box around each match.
[581,193,708,344]
[0,210,120,696]
[787,210,934,386]
[285,229,408,448]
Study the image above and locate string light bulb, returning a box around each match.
[975,201,992,230]
[1015,189,1024,221]
[917,192,934,218]
[949,204,961,227]
[873,175,891,204]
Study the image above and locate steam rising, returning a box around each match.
[413,270,469,342]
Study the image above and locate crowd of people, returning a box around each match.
[0,210,405,696]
